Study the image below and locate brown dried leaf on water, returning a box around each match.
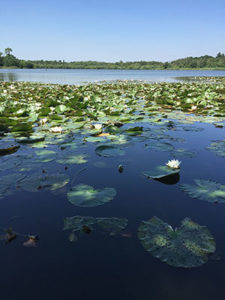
[82,225,92,234]
[23,235,39,247]
[96,133,110,137]
[7,232,17,242]
[4,228,17,243]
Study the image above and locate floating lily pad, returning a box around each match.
[64,215,128,236]
[182,126,204,132]
[172,148,196,158]
[18,173,69,192]
[0,145,20,156]
[64,216,95,231]
[35,150,57,162]
[138,216,216,268]
[67,184,116,207]
[17,134,45,144]
[96,217,128,233]
[0,156,24,172]
[180,179,225,203]
[143,165,180,179]
[146,142,174,152]
[0,174,26,198]
[95,144,125,157]
[57,154,88,165]
[206,140,225,158]
[124,126,143,136]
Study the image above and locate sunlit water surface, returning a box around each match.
[1,68,225,84]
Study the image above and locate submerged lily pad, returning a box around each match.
[206,140,225,158]
[180,179,225,203]
[57,154,88,165]
[146,142,174,152]
[18,173,69,192]
[35,150,57,162]
[95,144,125,157]
[67,184,116,207]
[0,174,26,198]
[138,216,215,268]
[64,216,128,236]
[143,165,180,179]
[172,148,196,158]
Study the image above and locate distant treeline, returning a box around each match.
[0,48,225,70]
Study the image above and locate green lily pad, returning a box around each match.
[146,142,174,152]
[35,150,57,162]
[138,216,216,268]
[63,215,128,235]
[17,134,45,144]
[96,217,128,232]
[67,184,116,207]
[0,173,26,198]
[172,148,196,158]
[18,173,69,192]
[143,165,180,179]
[64,216,95,231]
[57,154,88,165]
[95,144,125,157]
[0,144,20,156]
[180,179,225,203]
[206,140,225,158]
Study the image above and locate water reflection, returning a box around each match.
[0,72,17,82]
[156,173,180,185]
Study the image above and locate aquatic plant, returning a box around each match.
[138,216,216,268]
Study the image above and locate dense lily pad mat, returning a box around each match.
[180,179,225,203]
[67,184,117,207]
[138,216,216,268]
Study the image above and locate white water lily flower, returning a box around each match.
[50,126,63,133]
[92,123,102,130]
[39,118,48,126]
[166,159,181,169]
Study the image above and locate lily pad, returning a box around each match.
[63,215,128,235]
[95,144,125,157]
[0,174,26,199]
[67,184,116,207]
[35,150,57,162]
[0,145,20,156]
[57,154,88,165]
[143,165,180,179]
[172,148,196,158]
[180,179,225,203]
[146,142,174,152]
[206,140,225,158]
[18,173,69,192]
[64,216,95,231]
[138,216,216,268]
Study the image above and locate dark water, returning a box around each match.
[0,68,225,84]
[0,121,225,300]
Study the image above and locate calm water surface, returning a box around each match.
[1,68,225,84]
[0,121,225,300]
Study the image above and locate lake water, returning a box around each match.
[1,77,225,300]
[1,68,225,84]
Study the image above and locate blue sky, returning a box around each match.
[0,0,224,62]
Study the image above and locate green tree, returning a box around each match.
[0,52,3,66]
[4,48,13,56]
